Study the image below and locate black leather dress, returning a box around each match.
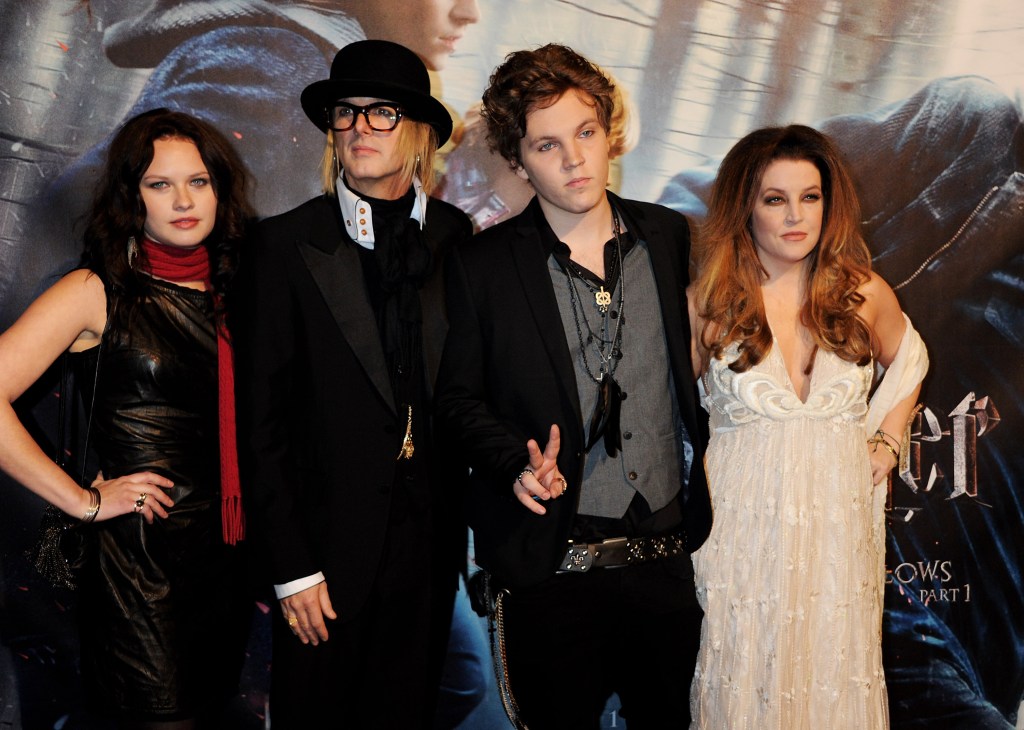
[73,277,248,720]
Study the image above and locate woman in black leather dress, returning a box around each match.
[0,109,252,728]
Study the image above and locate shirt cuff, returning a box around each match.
[274,572,326,600]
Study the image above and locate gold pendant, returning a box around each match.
[595,287,611,313]
[397,405,415,460]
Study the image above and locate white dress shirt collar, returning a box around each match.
[334,171,427,250]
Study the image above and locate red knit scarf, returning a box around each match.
[141,237,244,544]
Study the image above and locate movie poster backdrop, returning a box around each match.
[0,1,1021,728]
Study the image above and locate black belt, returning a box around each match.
[557,532,686,574]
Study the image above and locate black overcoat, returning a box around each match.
[236,193,472,618]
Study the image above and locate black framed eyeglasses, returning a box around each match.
[328,102,404,132]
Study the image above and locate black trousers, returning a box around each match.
[269,508,450,729]
[501,554,703,730]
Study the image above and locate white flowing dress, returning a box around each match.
[690,342,889,729]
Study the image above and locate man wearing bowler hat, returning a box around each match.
[235,40,473,727]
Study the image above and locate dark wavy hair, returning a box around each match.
[481,43,616,170]
[80,108,252,321]
[693,125,873,373]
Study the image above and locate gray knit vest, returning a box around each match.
[548,239,687,518]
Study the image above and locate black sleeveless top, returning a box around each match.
[77,277,219,503]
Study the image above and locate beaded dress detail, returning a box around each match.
[690,342,888,729]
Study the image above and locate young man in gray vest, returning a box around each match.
[437,44,713,729]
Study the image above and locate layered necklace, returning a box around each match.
[561,206,626,457]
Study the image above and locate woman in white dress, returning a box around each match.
[687,125,928,729]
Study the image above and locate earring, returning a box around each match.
[127,236,138,268]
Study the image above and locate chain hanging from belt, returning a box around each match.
[491,582,530,729]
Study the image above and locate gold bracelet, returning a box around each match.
[870,437,899,464]
[875,429,901,454]
[81,487,101,523]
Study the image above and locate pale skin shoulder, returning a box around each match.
[0,270,174,521]
[856,270,907,369]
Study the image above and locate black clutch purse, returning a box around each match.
[28,504,88,591]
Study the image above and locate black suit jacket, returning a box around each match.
[236,193,472,618]
[436,193,712,588]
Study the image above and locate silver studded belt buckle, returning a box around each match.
[562,543,594,572]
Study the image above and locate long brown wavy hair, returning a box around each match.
[80,108,252,323]
[694,125,873,373]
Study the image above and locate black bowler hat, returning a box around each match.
[301,40,453,145]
